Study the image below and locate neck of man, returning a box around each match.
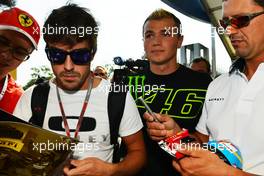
[244,55,264,80]
[150,59,179,75]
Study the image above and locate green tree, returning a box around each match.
[23,65,53,90]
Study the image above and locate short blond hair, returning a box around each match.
[143,9,181,36]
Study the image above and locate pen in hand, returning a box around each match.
[138,97,161,123]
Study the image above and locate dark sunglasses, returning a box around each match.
[45,47,93,65]
[219,11,264,29]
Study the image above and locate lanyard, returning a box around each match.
[56,75,93,139]
[0,75,8,101]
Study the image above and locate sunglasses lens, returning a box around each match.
[220,17,233,29]
[235,16,250,28]
[45,48,92,65]
[70,49,92,65]
[230,18,240,28]
[219,18,229,29]
[220,15,251,30]
[45,48,66,64]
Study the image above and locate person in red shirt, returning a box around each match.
[0,7,40,113]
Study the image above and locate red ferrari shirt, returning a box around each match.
[0,74,23,114]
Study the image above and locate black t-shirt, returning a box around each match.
[128,65,212,176]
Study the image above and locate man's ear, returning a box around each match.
[177,35,183,48]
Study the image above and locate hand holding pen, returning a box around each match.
[138,97,182,141]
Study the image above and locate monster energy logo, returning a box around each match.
[128,75,145,99]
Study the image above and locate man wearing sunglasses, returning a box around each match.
[14,4,145,176]
[0,7,40,113]
[145,0,264,175]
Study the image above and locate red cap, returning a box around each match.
[0,7,40,49]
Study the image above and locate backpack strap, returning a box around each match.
[29,81,50,127]
[108,84,127,163]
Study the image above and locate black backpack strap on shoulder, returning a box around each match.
[29,80,50,127]
[108,83,127,163]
